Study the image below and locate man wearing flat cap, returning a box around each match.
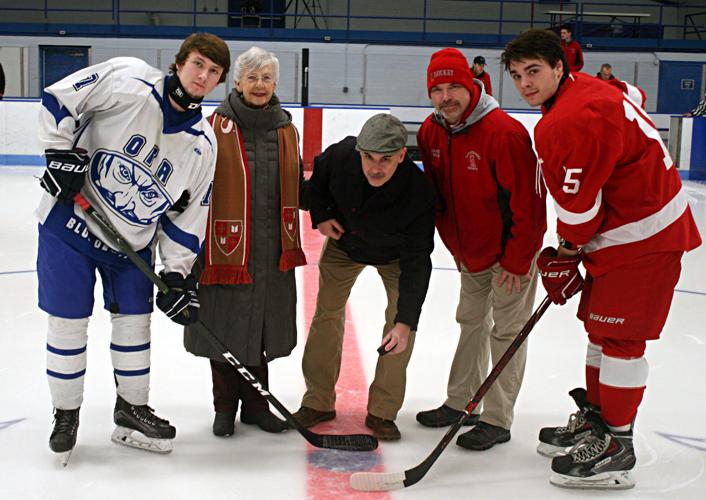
[415,48,546,451]
[292,113,435,440]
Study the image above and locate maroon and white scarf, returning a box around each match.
[200,113,306,285]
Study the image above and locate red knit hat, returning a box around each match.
[426,48,474,97]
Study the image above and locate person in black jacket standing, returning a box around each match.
[292,114,435,440]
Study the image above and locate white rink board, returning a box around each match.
[0,99,677,168]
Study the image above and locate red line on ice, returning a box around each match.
[300,211,389,499]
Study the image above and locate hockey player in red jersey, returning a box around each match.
[502,29,701,489]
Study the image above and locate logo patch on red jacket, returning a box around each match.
[466,150,481,171]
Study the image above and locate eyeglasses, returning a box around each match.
[245,74,275,85]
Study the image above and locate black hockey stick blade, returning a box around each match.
[350,296,552,491]
[74,194,378,453]
[220,353,378,452]
[301,427,379,452]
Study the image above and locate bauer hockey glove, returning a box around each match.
[156,272,200,326]
[39,148,90,204]
[536,246,584,305]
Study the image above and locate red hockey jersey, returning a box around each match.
[535,72,701,276]
[418,82,546,275]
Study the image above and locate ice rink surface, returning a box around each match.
[1,166,705,499]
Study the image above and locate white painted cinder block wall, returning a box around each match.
[0,34,698,114]
[0,100,676,166]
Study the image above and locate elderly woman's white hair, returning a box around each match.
[233,46,280,84]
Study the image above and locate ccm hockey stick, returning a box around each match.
[74,193,378,452]
[350,295,552,491]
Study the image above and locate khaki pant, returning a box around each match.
[301,238,416,421]
[445,259,538,429]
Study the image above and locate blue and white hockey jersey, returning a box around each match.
[36,57,217,276]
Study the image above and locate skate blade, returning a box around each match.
[550,470,635,490]
[111,426,173,454]
[56,450,73,467]
[536,442,570,458]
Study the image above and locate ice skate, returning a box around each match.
[549,412,636,490]
[537,388,596,457]
[49,408,80,467]
[111,396,176,454]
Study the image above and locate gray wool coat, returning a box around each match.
[183,91,306,365]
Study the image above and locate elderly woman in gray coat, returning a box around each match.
[184,47,308,437]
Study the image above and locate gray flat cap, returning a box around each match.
[355,113,408,154]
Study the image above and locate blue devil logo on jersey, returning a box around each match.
[90,150,171,225]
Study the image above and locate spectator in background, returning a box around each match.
[0,62,5,99]
[596,63,616,81]
[472,55,493,96]
[560,25,584,73]
[684,93,706,117]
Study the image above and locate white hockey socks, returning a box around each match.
[47,315,89,410]
[110,313,151,406]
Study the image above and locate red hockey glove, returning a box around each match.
[536,246,584,305]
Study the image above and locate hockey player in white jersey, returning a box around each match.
[35,33,230,464]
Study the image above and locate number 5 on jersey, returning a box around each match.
[562,168,582,194]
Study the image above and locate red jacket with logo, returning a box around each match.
[417,82,547,275]
[535,72,701,276]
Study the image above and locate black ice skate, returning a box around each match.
[537,388,597,457]
[111,395,176,454]
[50,407,80,466]
[550,412,636,490]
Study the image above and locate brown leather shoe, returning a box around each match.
[365,413,401,441]
[292,406,336,428]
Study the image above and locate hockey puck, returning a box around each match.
[377,340,392,356]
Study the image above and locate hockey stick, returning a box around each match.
[74,193,378,452]
[350,295,552,490]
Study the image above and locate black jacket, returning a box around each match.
[309,136,435,329]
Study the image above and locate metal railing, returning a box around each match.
[685,11,706,40]
[0,0,705,48]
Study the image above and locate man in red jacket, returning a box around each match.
[503,29,701,490]
[560,25,583,72]
[472,55,492,96]
[415,48,547,451]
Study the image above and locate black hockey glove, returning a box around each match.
[39,148,90,204]
[156,272,200,326]
[169,190,191,214]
